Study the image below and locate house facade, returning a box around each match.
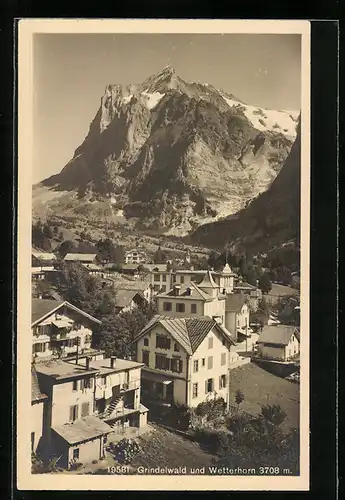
[257,326,300,361]
[225,294,251,343]
[133,315,236,408]
[31,366,48,455]
[115,289,147,314]
[31,299,102,361]
[35,355,148,469]
[124,249,147,265]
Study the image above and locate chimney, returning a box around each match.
[256,280,259,288]
[85,357,90,370]
[38,293,43,300]
[174,285,181,296]
[110,356,116,369]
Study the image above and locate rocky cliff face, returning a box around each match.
[37,66,299,235]
[191,120,301,252]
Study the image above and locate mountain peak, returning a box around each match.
[141,65,179,93]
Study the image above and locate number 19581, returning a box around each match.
[107,465,130,474]
[259,467,291,475]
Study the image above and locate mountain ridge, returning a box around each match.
[34,66,299,236]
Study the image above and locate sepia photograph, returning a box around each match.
[17,19,310,490]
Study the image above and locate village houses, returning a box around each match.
[256,325,300,361]
[31,298,149,469]
[124,248,147,265]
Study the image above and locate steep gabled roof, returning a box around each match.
[258,325,299,346]
[31,365,47,403]
[31,299,102,326]
[225,293,247,313]
[198,270,219,289]
[133,315,235,354]
[157,281,211,301]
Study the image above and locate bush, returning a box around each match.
[109,438,141,465]
[193,427,230,454]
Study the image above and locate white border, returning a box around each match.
[17,18,310,491]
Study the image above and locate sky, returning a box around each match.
[33,33,301,183]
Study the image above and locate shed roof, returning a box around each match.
[52,416,112,445]
[258,325,299,346]
[156,281,211,301]
[64,253,97,262]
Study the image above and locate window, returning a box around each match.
[208,337,213,349]
[155,354,170,371]
[156,335,171,350]
[202,358,206,367]
[144,337,149,346]
[154,284,160,292]
[81,402,90,417]
[193,360,199,373]
[191,304,197,314]
[69,405,78,422]
[180,276,185,284]
[101,376,107,386]
[221,353,227,366]
[219,374,227,389]
[173,275,177,283]
[161,285,166,292]
[174,343,180,352]
[192,383,198,398]
[206,378,214,393]
[80,377,94,390]
[171,358,183,373]
[163,302,172,312]
[154,274,160,281]
[32,342,46,354]
[176,303,185,313]
[142,351,150,366]
[73,448,80,460]
[84,334,91,344]
[72,380,78,391]
[162,274,167,282]
[38,325,50,336]
[207,356,213,370]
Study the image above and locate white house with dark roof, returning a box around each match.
[124,248,147,265]
[132,314,236,408]
[115,289,147,314]
[257,325,300,361]
[31,299,103,361]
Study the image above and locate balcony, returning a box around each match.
[120,379,140,392]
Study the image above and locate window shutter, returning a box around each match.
[69,406,74,421]
[179,360,183,373]
[205,380,208,394]
[219,376,222,390]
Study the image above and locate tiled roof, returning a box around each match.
[157,281,211,301]
[115,280,151,291]
[64,253,97,262]
[134,315,235,354]
[31,365,47,403]
[35,360,99,380]
[225,293,246,312]
[145,264,168,272]
[52,416,112,445]
[121,263,140,271]
[32,251,57,261]
[258,325,299,346]
[32,299,64,324]
[116,289,144,308]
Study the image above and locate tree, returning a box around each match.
[207,250,220,269]
[258,273,272,294]
[260,404,287,427]
[53,226,59,236]
[56,240,76,258]
[238,255,248,278]
[153,246,167,264]
[235,389,244,410]
[43,224,53,239]
[97,315,132,359]
[58,231,64,241]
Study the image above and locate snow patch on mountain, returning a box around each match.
[141,91,165,110]
[222,95,299,138]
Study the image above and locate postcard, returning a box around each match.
[17,18,310,490]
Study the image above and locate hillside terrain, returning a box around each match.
[33,66,299,237]
[191,120,301,253]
